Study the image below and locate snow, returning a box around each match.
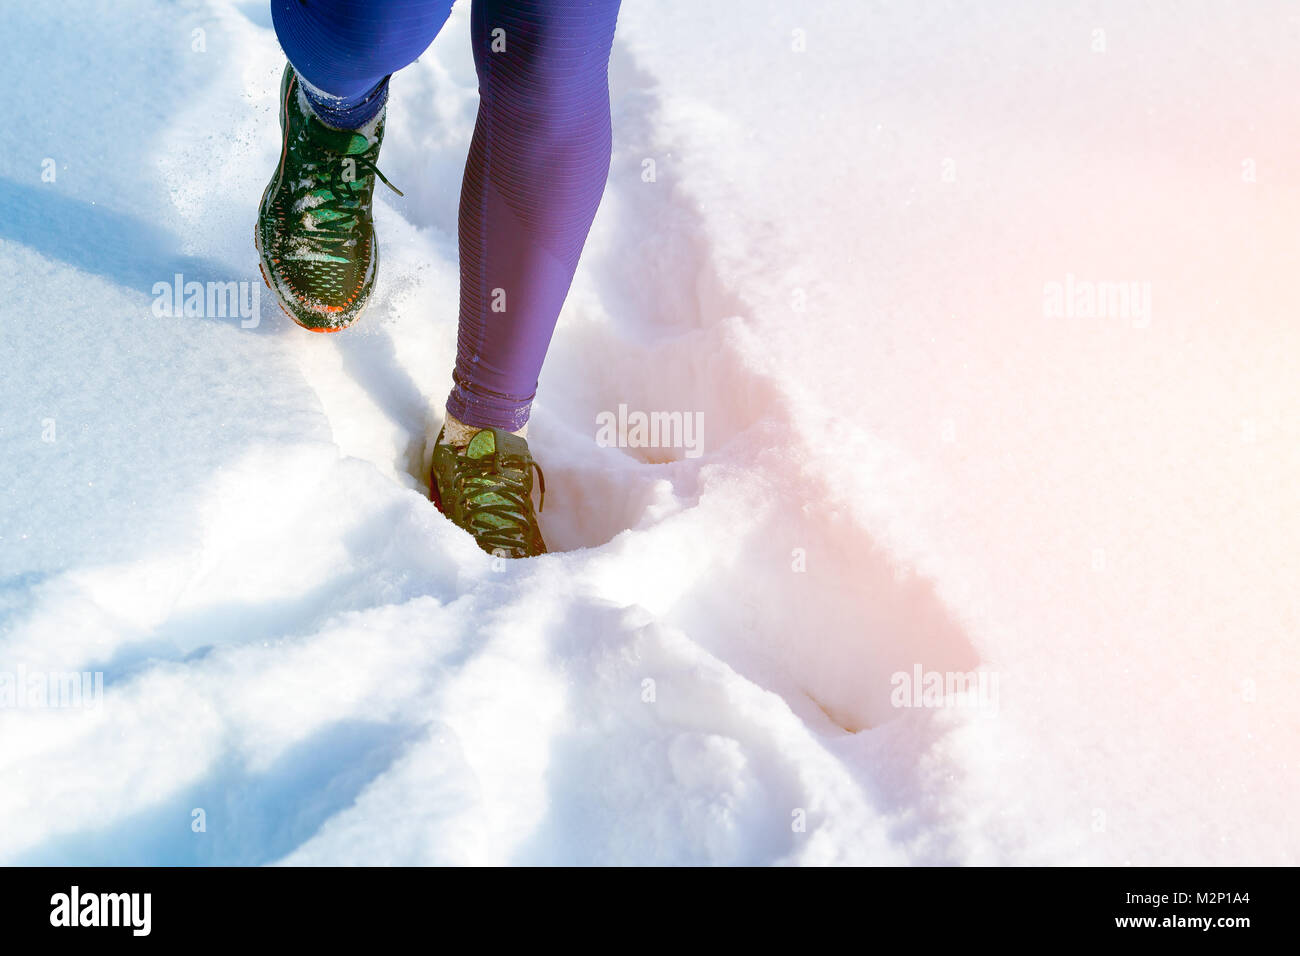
[1,0,1297,865]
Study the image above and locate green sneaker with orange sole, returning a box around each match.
[255,64,401,332]
[430,427,548,559]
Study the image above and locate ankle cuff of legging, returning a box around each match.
[445,387,533,434]
[297,71,390,130]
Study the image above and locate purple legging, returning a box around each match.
[272,0,622,430]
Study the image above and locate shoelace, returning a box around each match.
[296,144,403,255]
[450,450,546,555]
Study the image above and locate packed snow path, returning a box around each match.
[1,1,1296,864]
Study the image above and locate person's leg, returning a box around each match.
[445,0,623,433]
[429,0,621,559]
[271,0,453,128]
[258,0,450,331]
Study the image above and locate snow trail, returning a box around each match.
[1,0,1296,865]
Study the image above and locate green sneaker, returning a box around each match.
[255,64,401,332]
[430,427,548,559]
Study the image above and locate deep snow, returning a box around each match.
[0,0,1296,865]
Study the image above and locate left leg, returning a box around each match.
[430,0,623,558]
[446,0,624,433]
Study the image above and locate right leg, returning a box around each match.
[258,0,451,330]
[270,0,453,127]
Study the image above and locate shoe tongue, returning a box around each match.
[464,428,529,461]
[302,106,376,156]
[465,428,497,460]
[311,124,373,156]
[342,132,373,156]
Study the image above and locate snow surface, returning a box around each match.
[1,0,1297,865]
